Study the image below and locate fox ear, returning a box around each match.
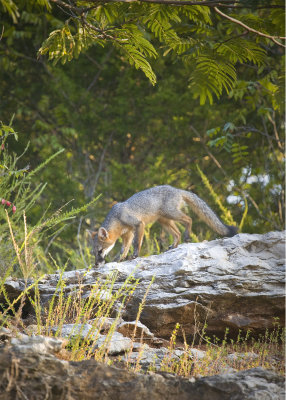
[98,227,109,241]
[87,230,97,239]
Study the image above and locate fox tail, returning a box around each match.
[183,191,238,237]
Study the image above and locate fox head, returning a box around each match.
[92,227,115,266]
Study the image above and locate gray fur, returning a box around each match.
[181,190,236,236]
[102,185,236,236]
[94,185,237,264]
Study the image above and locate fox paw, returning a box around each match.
[94,261,105,268]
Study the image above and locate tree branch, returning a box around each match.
[214,6,286,48]
[136,0,284,7]
[50,0,81,13]
[0,26,4,42]
[267,112,283,151]
[235,126,284,148]
[137,0,243,6]
[51,0,285,10]
[247,194,280,230]
[190,125,228,176]
[49,0,286,44]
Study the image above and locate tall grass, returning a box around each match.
[1,263,140,362]
[1,207,140,363]
[1,233,284,377]
[153,321,285,377]
[196,164,236,227]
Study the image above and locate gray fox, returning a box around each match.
[92,185,237,265]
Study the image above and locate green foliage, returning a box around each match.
[32,1,285,103]
[0,126,100,277]
[207,122,250,164]
[215,38,266,66]
[0,0,19,23]
[207,123,234,152]
[120,44,156,85]
[39,26,78,65]
[190,54,237,105]
[196,165,236,226]
[115,23,158,85]
[39,7,158,83]
[0,0,284,253]
[231,143,249,164]
[0,0,50,23]
[0,124,45,275]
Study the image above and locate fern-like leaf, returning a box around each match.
[215,38,266,66]
[189,54,237,105]
[119,44,157,85]
[143,5,180,43]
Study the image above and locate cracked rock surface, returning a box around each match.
[2,231,285,338]
[96,231,285,337]
[0,336,284,400]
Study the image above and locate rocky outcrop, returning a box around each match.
[2,231,285,339]
[0,232,284,399]
[97,231,285,338]
[0,336,284,400]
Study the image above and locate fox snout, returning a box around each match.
[94,249,105,264]
[95,257,105,267]
[93,243,106,267]
[93,227,116,266]
[91,232,104,266]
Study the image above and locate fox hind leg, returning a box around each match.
[161,209,192,243]
[178,213,192,242]
[158,218,181,249]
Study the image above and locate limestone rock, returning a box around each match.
[1,231,285,339]
[95,231,285,338]
[10,335,65,355]
[121,346,180,370]
[117,320,155,339]
[120,346,206,370]
[0,327,14,340]
[0,338,284,400]
[93,331,133,355]
[88,316,123,333]
[51,323,100,340]
[227,352,259,363]
[189,348,207,360]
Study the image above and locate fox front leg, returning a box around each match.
[119,213,145,259]
[132,221,145,259]
[119,231,134,261]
